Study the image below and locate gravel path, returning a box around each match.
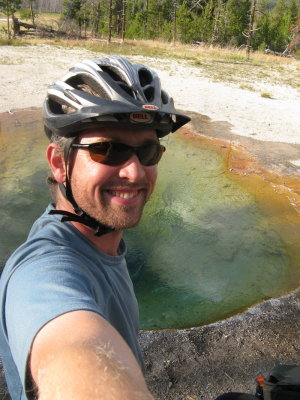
[1,44,300,146]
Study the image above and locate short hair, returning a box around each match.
[46,132,68,189]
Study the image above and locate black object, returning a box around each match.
[262,364,300,400]
[214,393,258,400]
[214,364,300,400]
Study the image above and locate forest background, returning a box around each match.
[0,0,300,57]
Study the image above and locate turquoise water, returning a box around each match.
[0,110,298,329]
[125,133,296,329]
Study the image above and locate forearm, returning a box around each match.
[37,344,154,400]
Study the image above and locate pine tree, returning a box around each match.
[0,0,22,38]
[223,0,251,47]
[171,0,178,43]
[253,0,272,51]
[198,0,215,43]
[89,0,101,37]
[269,0,292,51]
[137,0,166,39]
[63,0,82,20]
[289,0,299,25]
[177,0,194,43]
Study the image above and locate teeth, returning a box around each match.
[111,191,137,199]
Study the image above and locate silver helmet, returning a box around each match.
[44,55,190,138]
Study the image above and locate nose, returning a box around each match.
[118,154,146,182]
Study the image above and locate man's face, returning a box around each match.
[69,127,159,230]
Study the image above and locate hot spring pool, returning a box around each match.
[1,109,299,329]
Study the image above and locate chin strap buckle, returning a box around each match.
[49,209,115,237]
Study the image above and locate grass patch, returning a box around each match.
[14,11,61,20]
[0,38,29,46]
[194,60,202,66]
[240,84,255,91]
[261,92,272,99]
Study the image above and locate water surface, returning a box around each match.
[125,132,299,328]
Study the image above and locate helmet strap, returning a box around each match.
[50,137,115,237]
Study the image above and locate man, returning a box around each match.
[0,55,190,400]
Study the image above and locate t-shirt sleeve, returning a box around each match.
[4,252,105,392]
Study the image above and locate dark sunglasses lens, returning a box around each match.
[89,142,131,166]
[138,144,165,166]
[87,142,110,163]
[88,142,165,166]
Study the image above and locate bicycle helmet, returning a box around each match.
[45,55,191,236]
[44,55,190,138]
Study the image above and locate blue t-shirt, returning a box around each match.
[0,204,143,400]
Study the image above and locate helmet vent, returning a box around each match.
[62,104,77,114]
[138,68,153,87]
[118,82,135,98]
[66,75,110,100]
[48,98,66,115]
[101,65,126,83]
[101,65,135,98]
[143,86,154,102]
[161,90,169,104]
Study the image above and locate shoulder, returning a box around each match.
[0,208,105,345]
[2,205,98,281]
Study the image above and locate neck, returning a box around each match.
[72,221,123,256]
[54,197,123,256]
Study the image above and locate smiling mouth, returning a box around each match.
[108,190,140,199]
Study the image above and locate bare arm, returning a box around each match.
[30,310,154,400]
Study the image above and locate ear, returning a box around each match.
[46,143,66,184]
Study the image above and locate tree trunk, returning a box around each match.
[145,0,148,33]
[121,0,126,43]
[78,17,82,38]
[172,0,177,44]
[211,0,223,44]
[108,0,113,42]
[246,0,257,60]
[7,12,11,39]
[92,1,101,37]
[30,0,35,25]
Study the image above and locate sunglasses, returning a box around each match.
[71,141,166,166]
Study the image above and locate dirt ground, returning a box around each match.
[0,45,299,399]
[139,289,300,400]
